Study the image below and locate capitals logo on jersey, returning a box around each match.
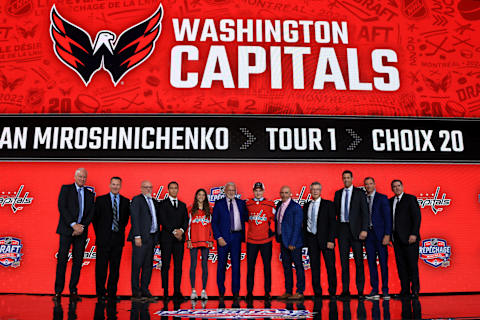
[191,216,210,226]
[419,238,451,268]
[50,4,163,86]
[0,237,23,268]
[249,209,268,225]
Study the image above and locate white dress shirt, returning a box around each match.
[307,197,321,234]
[228,197,242,231]
[392,192,404,230]
[340,185,353,222]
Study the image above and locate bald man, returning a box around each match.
[127,180,160,301]
[54,168,95,302]
[275,186,305,300]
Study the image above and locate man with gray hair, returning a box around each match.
[127,180,160,301]
[54,168,95,302]
[303,182,337,299]
[211,182,248,301]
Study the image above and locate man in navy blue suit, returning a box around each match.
[364,177,392,300]
[276,186,305,300]
[211,182,248,301]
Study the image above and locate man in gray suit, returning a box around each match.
[128,180,159,300]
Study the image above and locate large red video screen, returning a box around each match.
[1,162,479,295]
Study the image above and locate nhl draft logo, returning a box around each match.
[279,247,310,270]
[0,185,33,214]
[153,246,162,270]
[208,186,241,204]
[417,187,451,215]
[0,237,23,268]
[419,238,451,268]
[156,308,313,319]
[50,4,163,86]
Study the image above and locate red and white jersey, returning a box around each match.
[187,207,213,248]
[246,198,276,244]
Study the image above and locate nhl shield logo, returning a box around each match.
[419,238,451,268]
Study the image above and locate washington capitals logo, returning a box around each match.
[50,4,163,86]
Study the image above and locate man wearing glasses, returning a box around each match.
[127,180,160,301]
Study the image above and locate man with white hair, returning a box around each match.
[127,180,160,301]
[211,182,248,301]
[53,168,95,302]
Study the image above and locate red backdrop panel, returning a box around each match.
[0,162,478,295]
[0,0,479,117]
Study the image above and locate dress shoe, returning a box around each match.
[52,293,61,302]
[232,293,240,301]
[98,295,107,302]
[108,295,121,302]
[143,291,157,301]
[246,292,254,301]
[339,291,351,301]
[278,292,292,300]
[329,294,337,300]
[132,291,143,300]
[173,292,185,301]
[411,292,419,299]
[70,292,82,302]
[288,292,304,300]
[264,292,271,301]
[219,293,225,301]
[314,292,323,299]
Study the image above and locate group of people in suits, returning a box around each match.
[52,168,421,304]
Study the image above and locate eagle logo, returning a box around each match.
[50,4,163,86]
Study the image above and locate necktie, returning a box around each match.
[229,199,235,231]
[367,195,372,227]
[112,195,119,232]
[147,197,157,233]
[77,187,84,223]
[173,199,177,208]
[344,189,350,222]
[310,201,318,234]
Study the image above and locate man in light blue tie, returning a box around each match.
[334,170,369,301]
[127,180,160,301]
[54,168,95,302]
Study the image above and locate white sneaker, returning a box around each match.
[200,289,208,300]
[190,289,198,300]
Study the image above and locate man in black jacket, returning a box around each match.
[93,177,130,301]
[127,180,160,300]
[158,181,188,300]
[390,179,421,299]
[54,168,95,302]
[303,182,337,299]
[334,170,369,300]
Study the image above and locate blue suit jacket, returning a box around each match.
[211,197,248,243]
[370,192,392,240]
[275,200,303,248]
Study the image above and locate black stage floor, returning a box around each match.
[1,294,479,319]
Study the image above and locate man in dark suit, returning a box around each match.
[363,177,392,300]
[93,177,130,301]
[158,181,188,301]
[303,182,337,299]
[334,170,368,300]
[211,182,248,301]
[54,168,95,302]
[390,179,421,299]
[127,180,160,300]
[276,186,305,300]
